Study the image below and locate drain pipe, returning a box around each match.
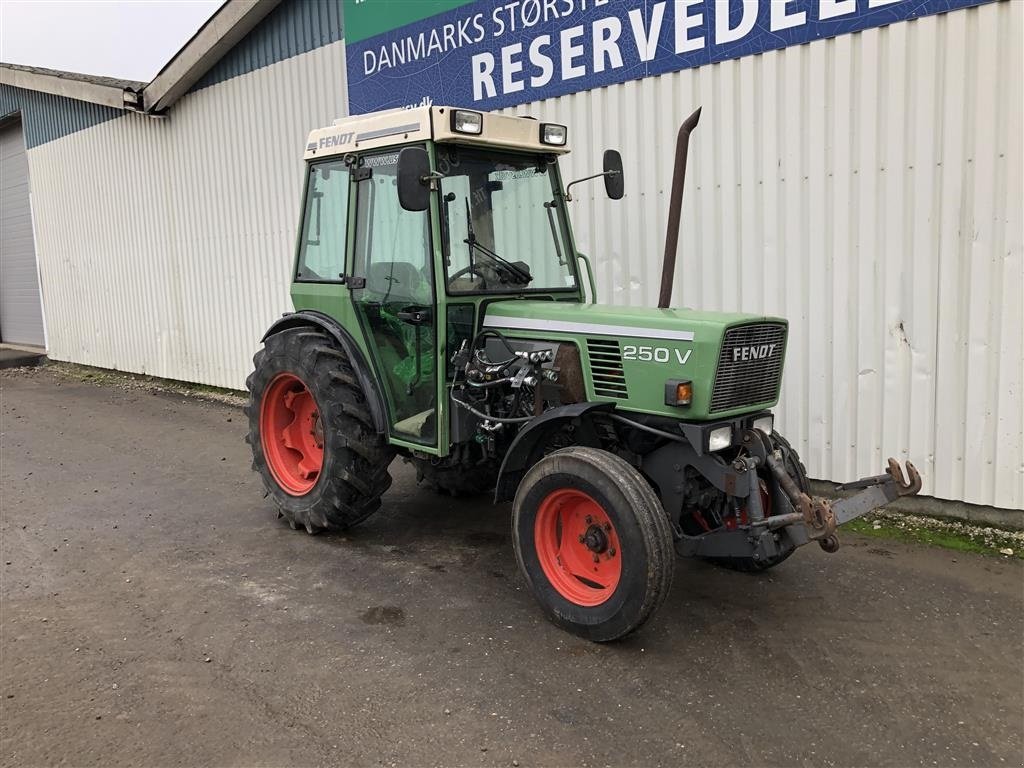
[657,107,702,309]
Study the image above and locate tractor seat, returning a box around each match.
[366,262,429,303]
[392,408,435,438]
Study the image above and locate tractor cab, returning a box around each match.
[292,106,615,452]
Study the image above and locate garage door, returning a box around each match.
[0,118,46,348]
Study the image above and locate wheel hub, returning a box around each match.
[259,373,324,496]
[534,488,622,607]
[582,524,609,554]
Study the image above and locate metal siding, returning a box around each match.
[0,85,123,149]
[0,119,46,347]
[24,39,349,391]
[500,2,1023,509]
[190,0,344,94]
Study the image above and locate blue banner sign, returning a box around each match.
[345,0,993,114]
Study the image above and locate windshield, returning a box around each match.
[438,147,577,294]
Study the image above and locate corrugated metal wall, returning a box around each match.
[0,85,124,149]
[25,39,348,390]
[501,1,1023,509]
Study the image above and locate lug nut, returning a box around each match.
[578,534,585,543]
[608,547,616,557]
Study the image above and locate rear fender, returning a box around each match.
[262,311,387,434]
[494,402,614,504]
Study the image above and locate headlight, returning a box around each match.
[708,425,733,452]
[752,414,774,434]
[540,123,567,146]
[451,109,483,135]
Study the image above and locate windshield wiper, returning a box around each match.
[463,199,532,285]
[463,238,533,285]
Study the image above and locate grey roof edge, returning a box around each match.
[143,0,282,113]
[0,0,283,115]
[0,63,145,110]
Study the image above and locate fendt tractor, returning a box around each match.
[246,105,921,641]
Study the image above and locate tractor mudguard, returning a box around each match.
[494,402,615,504]
[262,311,388,434]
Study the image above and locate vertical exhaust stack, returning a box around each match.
[658,107,702,309]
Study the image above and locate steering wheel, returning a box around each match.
[448,264,489,290]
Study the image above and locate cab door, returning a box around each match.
[349,148,439,448]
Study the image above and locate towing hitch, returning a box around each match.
[831,458,922,523]
[757,449,921,553]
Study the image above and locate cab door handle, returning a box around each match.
[396,307,432,326]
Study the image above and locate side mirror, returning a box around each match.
[397,147,431,212]
[603,149,624,200]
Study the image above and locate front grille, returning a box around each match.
[586,339,628,399]
[710,323,787,413]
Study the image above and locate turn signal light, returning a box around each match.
[664,379,693,406]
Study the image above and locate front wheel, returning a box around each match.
[512,447,675,642]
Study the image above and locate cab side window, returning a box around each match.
[296,159,349,282]
[352,150,434,303]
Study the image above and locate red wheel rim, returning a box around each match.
[534,488,622,607]
[259,373,324,496]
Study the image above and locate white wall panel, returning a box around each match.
[25,40,349,391]
[502,2,1023,509]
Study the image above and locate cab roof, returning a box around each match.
[302,106,571,161]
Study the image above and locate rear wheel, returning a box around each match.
[246,328,395,533]
[512,447,675,642]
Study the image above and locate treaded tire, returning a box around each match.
[411,455,499,497]
[512,447,675,642]
[245,328,395,533]
[706,431,809,573]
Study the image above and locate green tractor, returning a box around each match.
[246,106,921,641]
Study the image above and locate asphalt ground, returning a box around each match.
[1,367,1022,767]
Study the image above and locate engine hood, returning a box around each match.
[481,300,788,420]
[481,300,777,343]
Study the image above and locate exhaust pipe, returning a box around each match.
[658,107,702,309]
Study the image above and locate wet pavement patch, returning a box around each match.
[360,605,405,626]
[465,530,505,546]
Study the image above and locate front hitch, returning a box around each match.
[744,429,922,553]
[763,451,838,545]
[774,457,920,552]
[831,458,922,524]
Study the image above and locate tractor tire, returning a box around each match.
[245,328,395,533]
[512,447,675,642]
[705,431,809,573]
[411,453,499,497]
